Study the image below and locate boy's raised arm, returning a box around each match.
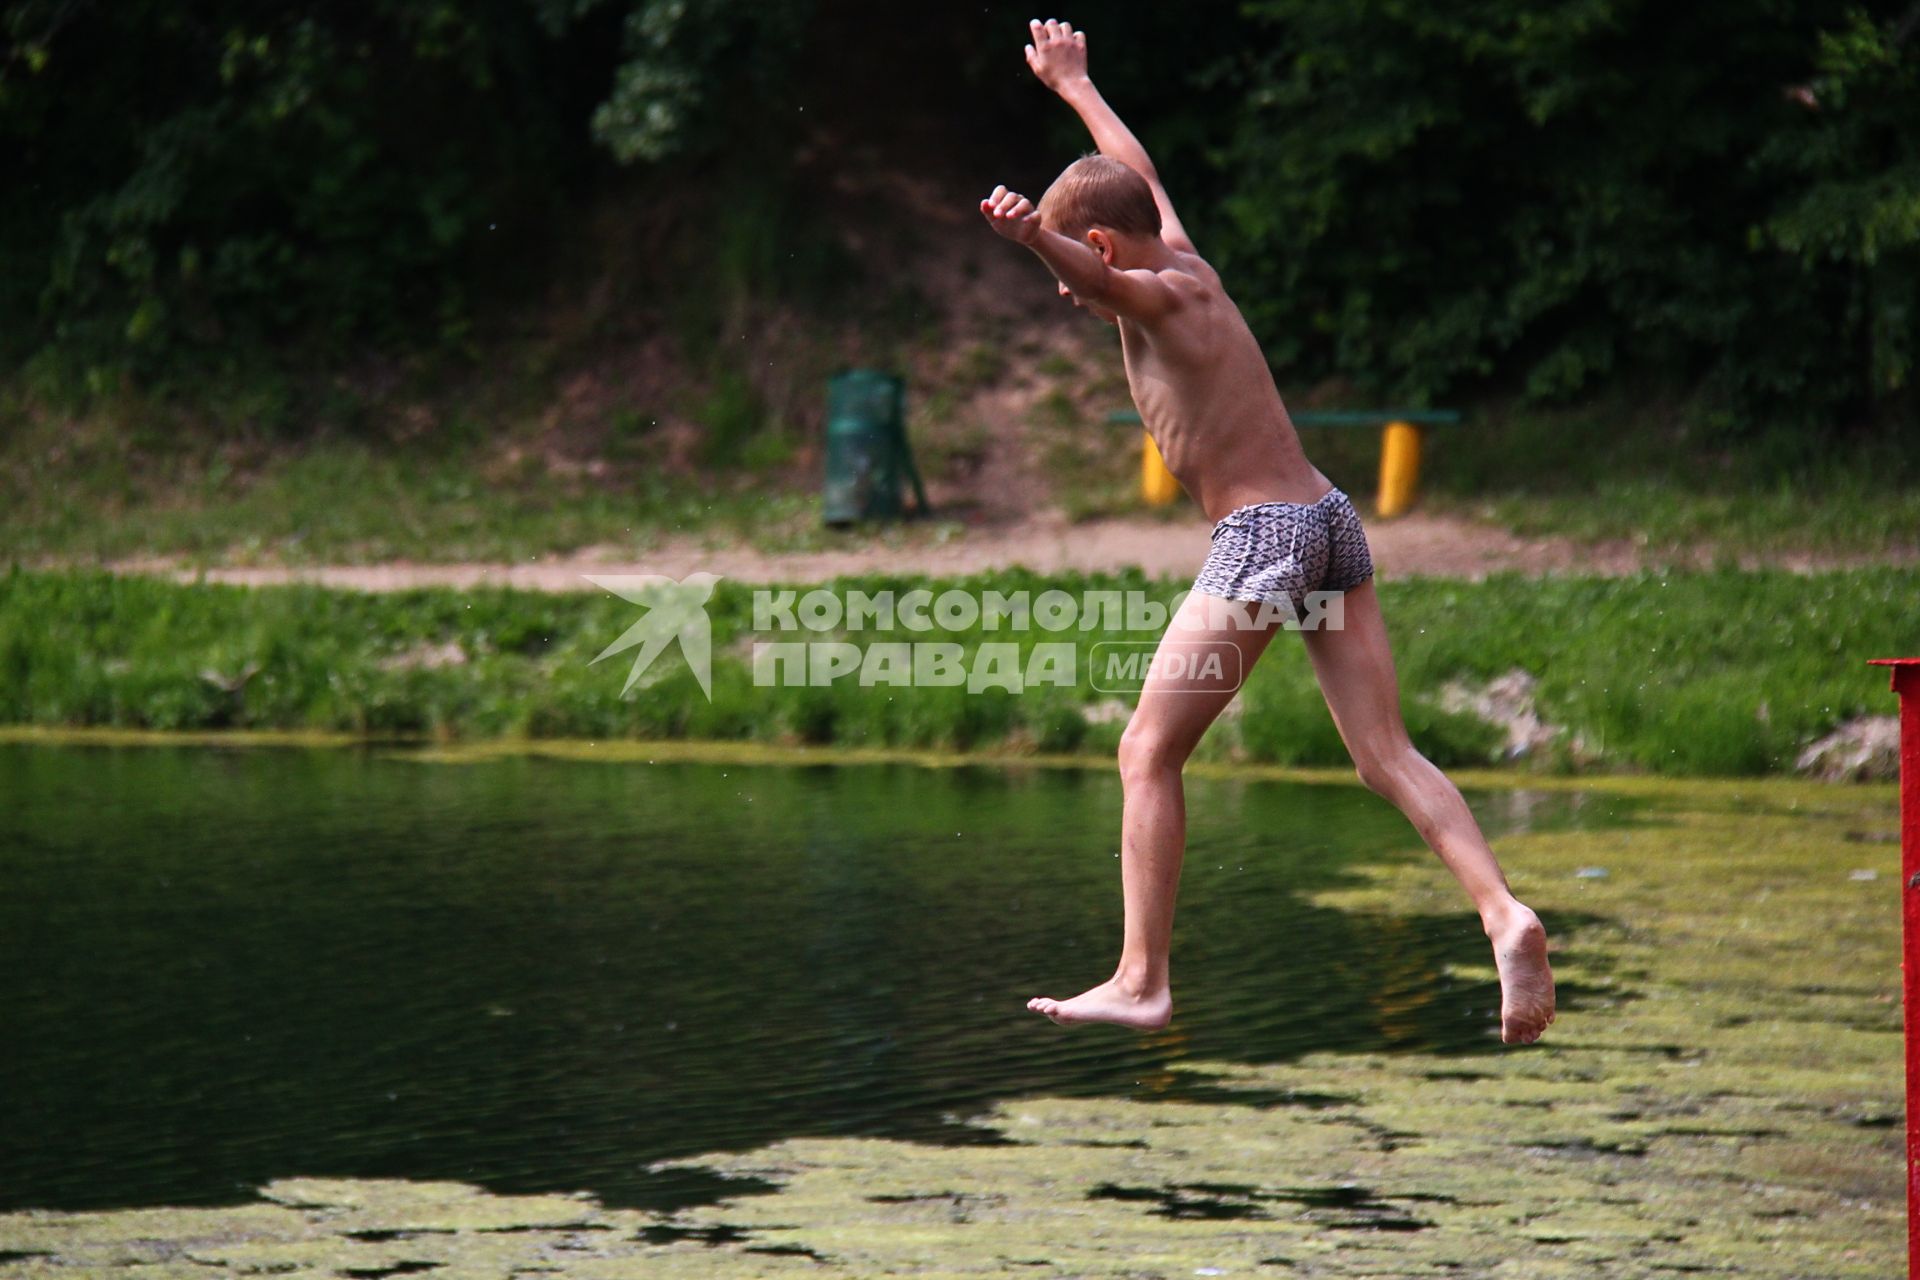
[979,185,1179,322]
[1026,19,1196,255]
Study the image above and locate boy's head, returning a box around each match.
[1038,154,1161,252]
[1038,155,1162,323]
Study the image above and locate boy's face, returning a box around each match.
[1057,279,1119,325]
[1047,221,1120,325]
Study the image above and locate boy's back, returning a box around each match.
[1109,250,1328,520]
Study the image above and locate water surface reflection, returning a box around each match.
[0,744,1625,1211]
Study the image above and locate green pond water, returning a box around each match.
[0,743,1627,1215]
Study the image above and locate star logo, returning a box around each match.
[584,573,722,699]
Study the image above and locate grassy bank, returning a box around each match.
[2,565,1911,777]
[0,774,1900,1277]
[1299,396,1920,556]
[0,414,832,564]
[5,382,1915,567]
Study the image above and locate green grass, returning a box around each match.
[1474,476,1920,554]
[1,565,1910,776]
[1293,395,1920,554]
[1011,386,1917,551]
[0,423,828,564]
[8,366,1913,564]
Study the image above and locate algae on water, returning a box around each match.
[0,777,1899,1277]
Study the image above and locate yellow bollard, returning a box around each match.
[1141,431,1181,506]
[1375,420,1423,518]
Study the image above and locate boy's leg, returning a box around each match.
[1300,579,1556,1044]
[1028,591,1282,1028]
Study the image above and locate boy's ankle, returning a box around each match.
[1481,898,1538,938]
[1110,963,1164,999]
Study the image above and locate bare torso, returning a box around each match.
[1117,253,1329,523]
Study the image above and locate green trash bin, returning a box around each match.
[823,369,929,525]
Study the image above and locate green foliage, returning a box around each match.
[1203,0,1919,424]
[1755,7,1920,397]
[2,566,1912,777]
[690,365,767,465]
[581,0,813,163]
[3,0,1916,437]
[7,5,556,378]
[0,0,816,395]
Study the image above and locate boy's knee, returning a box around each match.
[1118,721,1186,786]
[1354,757,1393,797]
[1354,747,1418,798]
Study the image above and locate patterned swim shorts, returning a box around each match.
[1191,487,1375,608]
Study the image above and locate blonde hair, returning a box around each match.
[1038,154,1161,240]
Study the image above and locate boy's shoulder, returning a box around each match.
[1156,242,1215,278]
[1135,250,1249,339]
[1156,249,1223,300]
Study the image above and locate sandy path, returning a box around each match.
[99,510,1912,593]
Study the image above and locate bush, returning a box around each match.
[1201,0,1919,426]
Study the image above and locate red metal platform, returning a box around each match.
[1871,658,1920,1273]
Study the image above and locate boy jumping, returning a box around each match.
[983,19,1555,1045]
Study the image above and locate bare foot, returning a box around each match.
[1027,977,1172,1029]
[1488,904,1556,1044]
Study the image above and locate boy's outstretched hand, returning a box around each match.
[980,185,1042,245]
[1025,18,1088,91]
